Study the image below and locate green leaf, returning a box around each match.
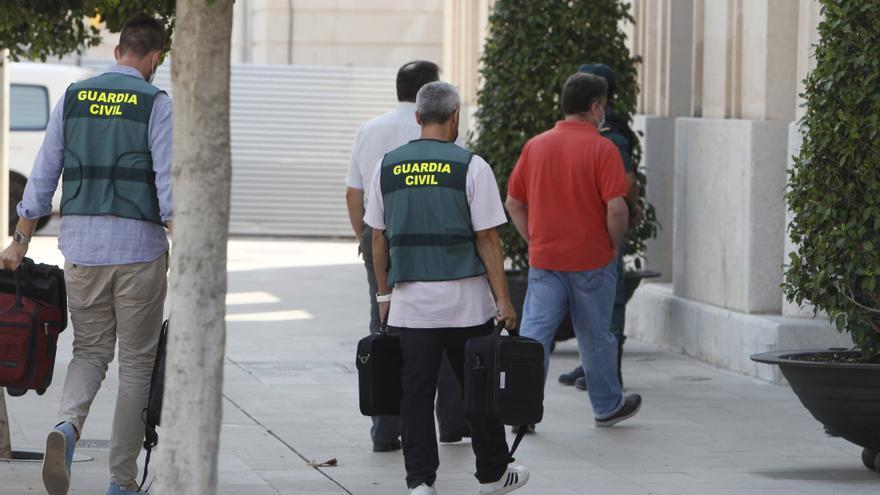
[785,0,880,358]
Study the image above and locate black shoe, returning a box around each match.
[373,439,402,452]
[574,376,587,391]
[595,394,642,427]
[558,366,585,386]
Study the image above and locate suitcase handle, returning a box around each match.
[10,264,27,309]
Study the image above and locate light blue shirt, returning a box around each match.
[18,64,173,266]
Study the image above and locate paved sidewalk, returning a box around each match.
[2,237,878,494]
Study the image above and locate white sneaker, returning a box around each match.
[411,483,439,495]
[479,465,529,495]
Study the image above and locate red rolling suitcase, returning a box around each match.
[0,260,67,396]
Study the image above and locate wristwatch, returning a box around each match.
[376,292,392,303]
[12,230,31,245]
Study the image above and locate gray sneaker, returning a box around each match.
[595,394,642,427]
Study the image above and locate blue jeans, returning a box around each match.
[520,263,624,419]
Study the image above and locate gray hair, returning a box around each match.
[416,81,461,124]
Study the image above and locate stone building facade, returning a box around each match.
[445,0,850,382]
[231,0,443,66]
[80,1,444,68]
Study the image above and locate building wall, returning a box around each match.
[232,0,444,67]
[624,0,851,380]
[446,0,850,381]
[71,2,444,69]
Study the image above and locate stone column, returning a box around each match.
[630,0,695,281]
[783,0,822,317]
[444,0,494,136]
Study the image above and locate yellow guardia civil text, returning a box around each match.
[392,162,453,186]
[77,90,139,116]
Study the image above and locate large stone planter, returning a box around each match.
[751,350,880,472]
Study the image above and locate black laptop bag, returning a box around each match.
[356,325,402,416]
[465,322,545,452]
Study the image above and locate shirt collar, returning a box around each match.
[105,64,145,80]
[395,101,417,112]
[555,120,600,133]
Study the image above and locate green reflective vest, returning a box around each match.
[380,139,486,286]
[60,72,164,225]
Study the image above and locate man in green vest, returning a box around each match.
[0,14,171,495]
[364,81,529,495]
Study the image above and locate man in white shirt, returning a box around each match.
[345,61,469,452]
[365,81,529,495]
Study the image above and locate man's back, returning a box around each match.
[508,120,627,272]
[346,103,420,198]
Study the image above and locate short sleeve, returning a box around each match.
[363,159,386,229]
[346,125,366,189]
[467,155,507,232]
[507,141,530,203]
[597,143,628,203]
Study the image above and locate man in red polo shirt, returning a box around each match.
[505,72,642,427]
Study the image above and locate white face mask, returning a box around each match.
[147,55,160,84]
[597,106,606,129]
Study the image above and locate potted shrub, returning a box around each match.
[751,0,880,472]
[469,0,659,339]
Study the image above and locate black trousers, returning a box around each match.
[361,227,468,444]
[396,320,510,489]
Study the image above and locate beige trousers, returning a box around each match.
[58,254,168,486]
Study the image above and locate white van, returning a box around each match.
[9,62,93,233]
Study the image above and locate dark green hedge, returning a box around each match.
[470,0,655,272]
[784,0,880,356]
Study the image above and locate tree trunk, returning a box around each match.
[152,2,234,494]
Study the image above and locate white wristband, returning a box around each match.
[376,292,392,303]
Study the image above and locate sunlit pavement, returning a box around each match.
[1,234,878,494]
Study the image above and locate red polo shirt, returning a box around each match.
[507,120,628,271]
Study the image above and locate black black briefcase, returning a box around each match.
[465,322,545,428]
[356,326,402,416]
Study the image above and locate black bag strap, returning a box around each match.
[139,426,157,492]
[11,268,24,310]
[509,425,528,458]
[139,319,168,492]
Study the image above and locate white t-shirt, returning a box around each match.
[346,102,463,207]
[364,152,507,329]
[346,103,420,203]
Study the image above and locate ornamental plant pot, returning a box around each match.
[751,350,880,472]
